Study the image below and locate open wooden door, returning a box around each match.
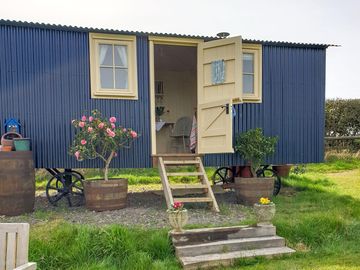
[197,36,242,154]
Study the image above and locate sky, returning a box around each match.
[0,0,358,99]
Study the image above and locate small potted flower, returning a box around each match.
[167,202,188,232]
[69,109,138,211]
[253,197,276,226]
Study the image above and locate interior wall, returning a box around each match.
[156,70,196,123]
[154,45,197,153]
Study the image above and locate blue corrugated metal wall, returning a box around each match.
[0,24,326,168]
[204,45,326,166]
[0,25,151,168]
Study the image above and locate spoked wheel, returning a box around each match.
[256,167,282,196]
[46,171,84,207]
[212,167,234,185]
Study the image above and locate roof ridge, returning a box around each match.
[0,18,338,48]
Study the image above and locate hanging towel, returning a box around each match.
[190,115,197,152]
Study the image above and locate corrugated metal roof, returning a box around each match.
[0,19,337,48]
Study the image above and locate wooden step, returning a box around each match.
[175,197,214,203]
[170,225,276,246]
[164,160,201,165]
[170,184,208,190]
[158,156,219,212]
[167,172,204,177]
[175,236,285,257]
[153,153,203,157]
[180,247,296,270]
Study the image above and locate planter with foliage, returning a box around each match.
[253,197,276,225]
[234,128,278,205]
[69,109,138,211]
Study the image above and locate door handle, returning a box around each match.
[221,104,230,114]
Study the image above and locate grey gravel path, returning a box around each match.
[0,190,250,228]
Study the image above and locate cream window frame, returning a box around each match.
[89,33,138,99]
[242,43,262,103]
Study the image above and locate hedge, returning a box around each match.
[325,99,360,151]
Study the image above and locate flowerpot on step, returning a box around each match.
[167,209,188,232]
[84,178,128,211]
[254,203,276,225]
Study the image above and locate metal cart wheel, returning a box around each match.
[46,170,84,207]
[212,166,234,185]
[256,166,282,196]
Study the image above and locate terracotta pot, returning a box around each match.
[254,203,276,225]
[235,177,274,206]
[272,165,292,177]
[1,146,13,152]
[239,165,253,178]
[167,209,188,232]
[84,178,128,211]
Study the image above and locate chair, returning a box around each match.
[0,223,36,270]
[170,116,192,152]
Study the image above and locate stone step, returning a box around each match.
[171,225,276,246]
[180,246,296,270]
[176,236,285,257]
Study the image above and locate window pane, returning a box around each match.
[243,74,254,94]
[243,53,254,73]
[115,68,128,89]
[114,45,128,67]
[99,44,113,66]
[100,67,114,89]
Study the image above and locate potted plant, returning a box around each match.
[253,197,276,225]
[234,128,278,205]
[69,109,138,211]
[272,164,292,177]
[167,202,188,232]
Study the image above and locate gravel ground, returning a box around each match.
[0,189,250,228]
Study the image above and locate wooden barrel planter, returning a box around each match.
[0,151,35,216]
[234,177,274,206]
[83,179,128,211]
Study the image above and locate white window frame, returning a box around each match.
[89,33,138,99]
[242,43,262,103]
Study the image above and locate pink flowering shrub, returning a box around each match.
[69,109,138,181]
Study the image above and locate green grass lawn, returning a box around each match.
[29,158,360,269]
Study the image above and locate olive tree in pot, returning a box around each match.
[69,109,138,211]
[234,128,278,206]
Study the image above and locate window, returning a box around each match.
[89,33,138,99]
[242,44,262,102]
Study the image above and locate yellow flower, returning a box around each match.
[259,197,271,205]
